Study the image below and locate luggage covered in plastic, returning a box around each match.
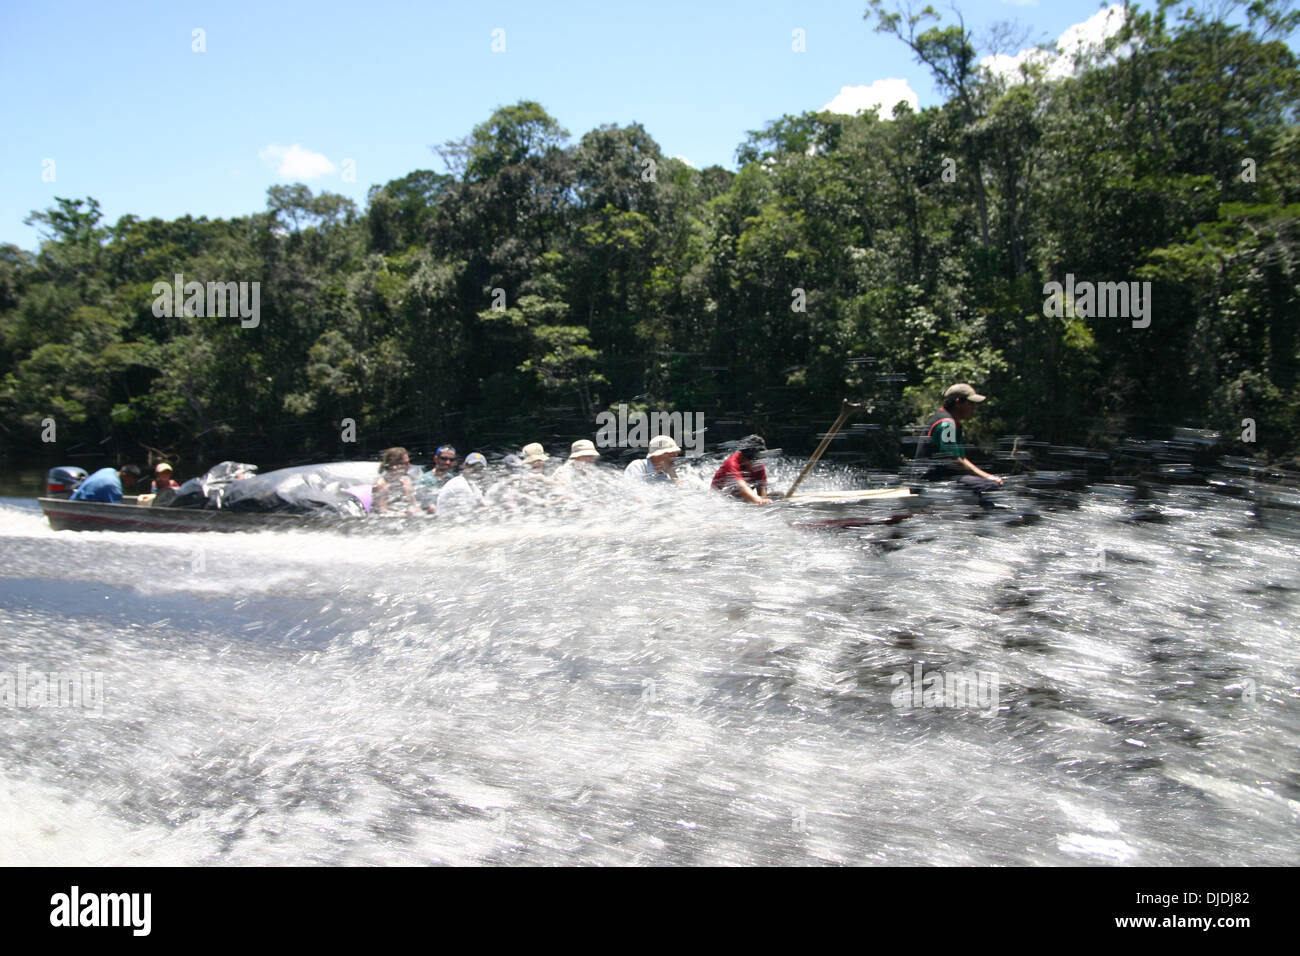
[219,462,378,515]
[161,461,378,515]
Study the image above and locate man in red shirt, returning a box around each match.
[711,435,772,505]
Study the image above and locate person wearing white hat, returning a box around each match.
[520,442,550,471]
[494,442,567,509]
[624,434,682,484]
[150,462,180,494]
[436,452,488,519]
[555,439,602,489]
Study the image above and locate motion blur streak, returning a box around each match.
[1,463,1296,865]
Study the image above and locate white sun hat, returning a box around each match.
[520,442,550,464]
[647,435,682,457]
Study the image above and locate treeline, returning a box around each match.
[2,1,1297,471]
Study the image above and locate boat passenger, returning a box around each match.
[150,462,180,494]
[554,439,602,486]
[520,442,551,475]
[912,384,1003,492]
[492,443,567,509]
[372,447,420,515]
[436,452,488,519]
[624,435,682,484]
[69,465,141,503]
[415,444,458,513]
[711,435,772,505]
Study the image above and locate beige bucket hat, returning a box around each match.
[521,442,550,464]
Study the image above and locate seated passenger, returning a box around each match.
[372,447,419,515]
[150,462,180,494]
[415,445,458,513]
[69,465,141,503]
[711,435,772,505]
[494,443,564,509]
[520,442,551,476]
[436,452,487,519]
[624,435,681,484]
[554,439,602,487]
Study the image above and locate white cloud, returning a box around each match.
[981,4,1128,84]
[258,144,337,180]
[673,155,696,168]
[822,78,920,119]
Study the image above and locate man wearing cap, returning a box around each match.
[69,464,141,503]
[711,435,772,505]
[913,384,1003,491]
[150,463,180,494]
[436,452,488,519]
[415,444,458,513]
[624,435,681,483]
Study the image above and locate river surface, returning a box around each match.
[1,461,1297,866]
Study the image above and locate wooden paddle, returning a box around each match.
[782,399,863,499]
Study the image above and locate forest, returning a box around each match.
[2,1,1297,471]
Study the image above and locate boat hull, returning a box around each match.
[39,497,321,533]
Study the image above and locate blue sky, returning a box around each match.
[0,0,1252,249]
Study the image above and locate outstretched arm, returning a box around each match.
[955,457,1003,486]
[733,478,772,505]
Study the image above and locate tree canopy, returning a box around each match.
[3,1,1297,469]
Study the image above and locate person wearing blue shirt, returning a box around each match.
[69,465,141,502]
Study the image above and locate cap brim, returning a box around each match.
[969,393,987,402]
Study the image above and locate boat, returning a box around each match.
[39,460,416,533]
[39,495,330,532]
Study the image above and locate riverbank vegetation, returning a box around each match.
[2,1,1296,469]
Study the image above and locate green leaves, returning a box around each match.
[3,5,1297,463]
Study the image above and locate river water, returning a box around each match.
[1,461,1297,866]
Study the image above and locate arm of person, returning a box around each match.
[955,457,1003,486]
[733,477,771,505]
[401,477,420,516]
[414,476,437,514]
[372,477,389,512]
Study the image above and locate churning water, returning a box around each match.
[1,461,1297,866]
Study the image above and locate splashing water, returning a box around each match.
[1,464,1297,865]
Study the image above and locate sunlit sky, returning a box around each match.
[0,0,1275,249]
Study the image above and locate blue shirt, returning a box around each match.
[69,467,124,502]
[623,459,673,482]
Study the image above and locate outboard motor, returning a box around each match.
[46,466,88,498]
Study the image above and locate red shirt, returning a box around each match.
[711,451,767,495]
